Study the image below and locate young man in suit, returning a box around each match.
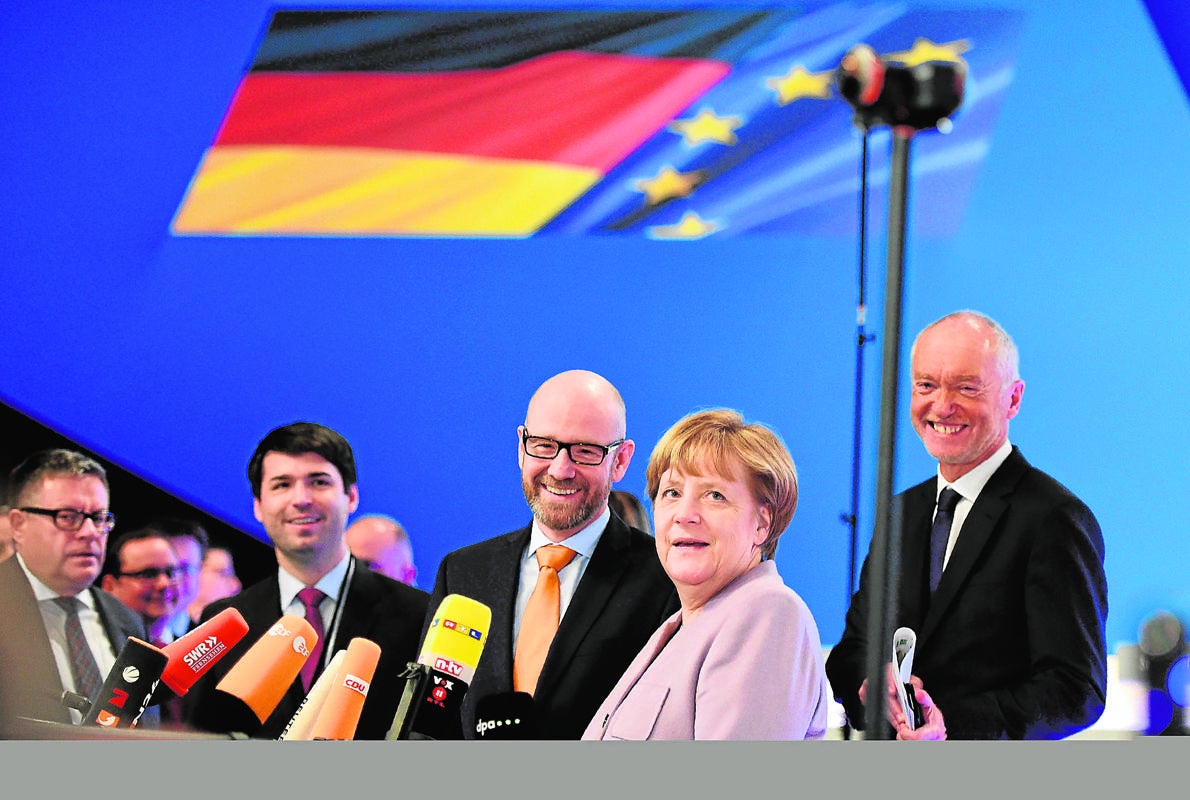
[182,422,430,739]
[0,449,159,736]
[426,369,680,739]
[826,310,1108,740]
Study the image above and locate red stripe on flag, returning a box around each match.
[215,51,729,172]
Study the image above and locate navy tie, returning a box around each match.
[928,488,962,593]
[53,595,104,706]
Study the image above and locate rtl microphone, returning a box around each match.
[308,637,382,741]
[892,626,925,730]
[474,691,537,739]
[280,650,346,741]
[211,614,318,733]
[82,637,169,729]
[154,607,250,704]
[387,594,491,740]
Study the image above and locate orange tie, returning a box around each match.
[513,544,577,696]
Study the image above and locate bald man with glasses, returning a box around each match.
[424,369,679,739]
[0,449,158,736]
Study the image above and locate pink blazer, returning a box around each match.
[582,561,828,740]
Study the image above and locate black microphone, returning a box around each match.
[81,637,169,729]
[386,594,491,740]
[474,691,537,739]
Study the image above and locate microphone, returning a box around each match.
[835,42,966,132]
[892,626,925,730]
[81,637,169,729]
[279,650,346,741]
[154,607,250,703]
[308,637,382,741]
[474,691,537,739]
[210,614,318,733]
[387,594,492,740]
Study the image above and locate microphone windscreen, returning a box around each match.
[417,593,492,683]
[474,691,537,739]
[280,650,345,741]
[309,637,382,741]
[159,607,250,697]
[216,614,317,723]
[82,637,169,729]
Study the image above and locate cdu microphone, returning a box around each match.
[892,626,925,730]
[82,637,169,729]
[154,607,250,704]
[308,637,382,741]
[210,614,318,734]
[474,691,537,739]
[387,594,491,740]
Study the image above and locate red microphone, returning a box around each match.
[156,608,250,701]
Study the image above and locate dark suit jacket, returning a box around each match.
[182,557,429,740]
[426,511,680,739]
[825,447,1108,739]
[0,555,158,737]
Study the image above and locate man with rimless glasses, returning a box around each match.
[424,369,679,739]
[0,449,158,735]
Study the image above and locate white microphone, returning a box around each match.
[892,626,924,729]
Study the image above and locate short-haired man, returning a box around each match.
[826,311,1108,740]
[426,369,679,739]
[101,528,182,646]
[345,513,418,586]
[0,449,158,734]
[182,422,430,739]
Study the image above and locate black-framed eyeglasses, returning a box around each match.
[116,566,179,581]
[19,507,116,534]
[521,430,625,466]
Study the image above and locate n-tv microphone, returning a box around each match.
[152,607,250,704]
[387,594,491,740]
[892,627,925,730]
[211,614,318,734]
[474,691,537,739]
[82,637,169,729]
[309,637,382,740]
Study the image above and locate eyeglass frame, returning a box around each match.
[520,429,625,466]
[114,566,180,582]
[18,507,116,534]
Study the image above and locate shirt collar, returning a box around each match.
[937,439,1013,501]
[278,549,351,609]
[17,553,95,609]
[527,505,611,563]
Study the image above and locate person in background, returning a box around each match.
[426,369,679,739]
[584,409,828,740]
[182,422,430,739]
[100,528,181,646]
[0,449,158,734]
[0,502,14,564]
[608,489,651,535]
[157,518,209,638]
[345,513,418,586]
[825,310,1108,740]
[188,546,241,623]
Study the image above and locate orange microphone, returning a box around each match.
[215,614,318,726]
[308,637,382,741]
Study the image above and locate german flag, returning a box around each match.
[172,7,1024,239]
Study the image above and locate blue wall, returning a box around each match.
[1,0,1187,653]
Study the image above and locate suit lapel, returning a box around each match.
[920,448,1028,642]
[896,482,936,628]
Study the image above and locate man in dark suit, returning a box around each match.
[427,369,679,739]
[826,311,1108,740]
[0,449,159,737]
[182,422,429,739]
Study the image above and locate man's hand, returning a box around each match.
[857,665,947,740]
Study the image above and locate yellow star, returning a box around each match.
[766,65,834,106]
[668,109,743,147]
[648,211,719,240]
[884,38,970,67]
[634,166,705,206]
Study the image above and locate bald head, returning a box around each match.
[345,514,417,586]
[526,369,628,440]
